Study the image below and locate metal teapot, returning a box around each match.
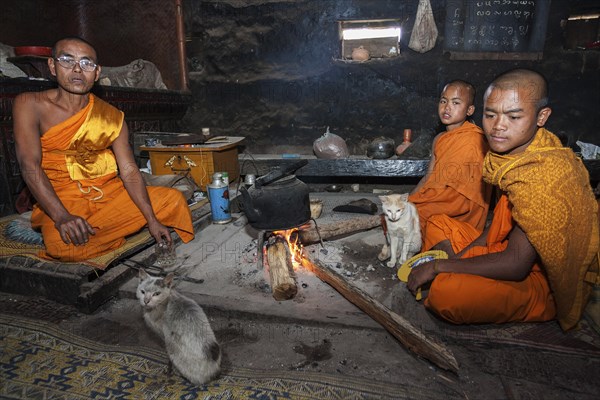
[239,160,311,230]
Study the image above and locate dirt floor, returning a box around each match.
[1,192,599,399]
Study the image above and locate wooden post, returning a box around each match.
[174,0,189,91]
[266,238,298,301]
[301,257,459,373]
[298,215,382,245]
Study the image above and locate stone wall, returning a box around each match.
[182,0,599,155]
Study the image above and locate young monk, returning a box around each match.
[409,80,491,242]
[13,37,194,263]
[407,69,599,331]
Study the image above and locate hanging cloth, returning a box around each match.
[409,0,438,53]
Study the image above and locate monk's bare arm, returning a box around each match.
[13,93,95,245]
[13,93,60,214]
[112,123,172,244]
[407,224,537,293]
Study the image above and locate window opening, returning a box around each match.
[339,19,402,61]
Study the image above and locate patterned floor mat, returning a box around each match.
[0,313,432,400]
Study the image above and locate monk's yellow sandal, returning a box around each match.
[397,250,448,301]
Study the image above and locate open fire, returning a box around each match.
[251,210,459,372]
[261,230,300,301]
[272,229,304,269]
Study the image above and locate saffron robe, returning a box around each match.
[31,95,194,264]
[424,128,599,330]
[408,121,491,241]
[424,195,556,325]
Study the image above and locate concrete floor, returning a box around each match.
[2,192,599,399]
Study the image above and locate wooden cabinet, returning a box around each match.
[141,137,244,190]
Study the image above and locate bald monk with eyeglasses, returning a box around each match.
[12,36,194,264]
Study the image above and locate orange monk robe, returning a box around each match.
[424,195,557,325]
[422,128,599,330]
[408,121,491,241]
[31,95,194,265]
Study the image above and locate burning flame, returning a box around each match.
[273,228,303,269]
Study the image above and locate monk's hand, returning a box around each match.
[55,214,95,246]
[148,220,172,246]
[406,261,437,295]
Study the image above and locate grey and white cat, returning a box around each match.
[378,194,422,268]
[137,269,221,385]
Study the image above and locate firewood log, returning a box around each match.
[266,239,298,301]
[298,215,382,245]
[301,256,459,373]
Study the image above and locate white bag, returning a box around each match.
[409,0,438,53]
[313,127,349,159]
[576,141,600,160]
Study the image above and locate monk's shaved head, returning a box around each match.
[486,69,548,111]
[445,79,476,106]
[52,36,97,61]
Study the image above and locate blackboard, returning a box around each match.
[444,0,551,59]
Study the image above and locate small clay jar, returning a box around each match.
[352,46,370,62]
[367,136,395,159]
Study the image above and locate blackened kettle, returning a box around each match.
[240,160,311,230]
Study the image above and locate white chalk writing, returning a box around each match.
[445,0,540,51]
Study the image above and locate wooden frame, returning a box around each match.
[447,51,543,61]
[338,19,401,60]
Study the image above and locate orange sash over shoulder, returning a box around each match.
[409,121,491,234]
[483,128,599,330]
[40,94,124,190]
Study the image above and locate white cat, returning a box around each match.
[378,194,422,268]
[137,269,221,385]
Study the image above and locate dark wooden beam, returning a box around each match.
[240,156,600,181]
[239,155,429,178]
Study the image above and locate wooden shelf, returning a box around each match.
[239,155,600,181]
[238,155,429,178]
[332,57,400,64]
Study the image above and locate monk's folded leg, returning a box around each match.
[424,271,556,324]
[146,186,194,243]
[32,200,124,261]
[42,187,193,262]
[87,186,194,244]
[40,222,126,261]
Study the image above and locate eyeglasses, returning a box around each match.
[54,56,98,72]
